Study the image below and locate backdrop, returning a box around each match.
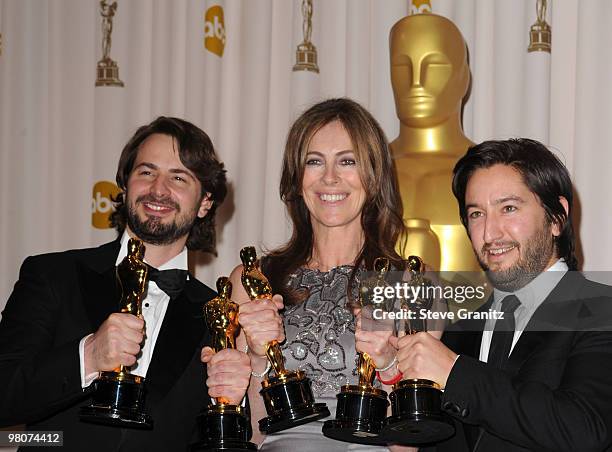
[1,0,611,315]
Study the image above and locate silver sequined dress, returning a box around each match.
[260,266,391,451]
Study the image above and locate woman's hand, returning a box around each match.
[354,307,398,380]
[238,294,285,357]
[201,347,252,405]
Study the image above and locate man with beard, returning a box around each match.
[390,139,612,451]
[0,117,252,451]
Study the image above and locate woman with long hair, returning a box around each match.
[228,98,415,451]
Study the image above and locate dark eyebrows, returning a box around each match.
[465,195,525,211]
[169,168,196,181]
[493,196,525,205]
[133,162,196,181]
[134,162,158,171]
[305,150,355,157]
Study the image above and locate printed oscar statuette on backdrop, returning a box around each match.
[292,0,319,73]
[322,257,392,445]
[191,277,257,451]
[95,0,124,87]
[240,246,330,434]
[80,238,153,427]
[381,256,454,444]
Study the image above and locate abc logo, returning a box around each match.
[204,5,226,57]
[410,0,432,15]
[92,181,121,229]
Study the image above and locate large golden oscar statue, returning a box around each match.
[390,13,479,273]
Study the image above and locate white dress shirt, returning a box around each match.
[479,259,568,363]
[79,232,188,387]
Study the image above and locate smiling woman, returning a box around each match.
[270,97,407,294]
[301,120,366,234]
[223,98,414,451]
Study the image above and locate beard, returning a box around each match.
[476,219,556,292]
[126,194,198,246]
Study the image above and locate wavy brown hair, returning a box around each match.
[110,116,227,253]
[263,98,407,304]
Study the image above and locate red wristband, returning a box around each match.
[376,370,403,386]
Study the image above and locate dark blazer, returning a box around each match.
[0,241,216,451]
[430,271,612,452]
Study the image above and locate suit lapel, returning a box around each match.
[460,296,491,451]
[77,241,121,330]
[505,272,585,376]
[144,278,214,407]
[451,295,492,357]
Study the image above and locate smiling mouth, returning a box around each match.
[142,202,175,213]
[319,193,348,202]
[486,245,517,256]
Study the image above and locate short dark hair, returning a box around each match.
[452,138,577,270]
[110,116,227,253]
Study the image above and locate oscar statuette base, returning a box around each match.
[381,379,454,445]
[293,42,319,73]
[96,58,124,87]
[79,371,153,428]
[322,385,389,445]
[258,371,330,434]
[191,404,257,452]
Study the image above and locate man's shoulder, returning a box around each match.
[553,271,612,302]
[21,241,120,270]
[540,272,612,330]
[577,275,612,297]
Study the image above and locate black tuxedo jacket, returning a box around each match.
[0,241,216,451]
[429,271,612,452]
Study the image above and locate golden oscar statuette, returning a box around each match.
[80,238,153,428]
[240,246,329,434]
[390,13,480,274]
[381,256,454,445]
[191,277,257,451]
[323,257,392,445]
[293,0,319,73]
[96,0,124,87]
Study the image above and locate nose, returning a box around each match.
[411,60,422,89]
[150,175,171,198]
[483,212,503,244]
[322,163,339,185]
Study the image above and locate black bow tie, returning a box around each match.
[147,266,188,299]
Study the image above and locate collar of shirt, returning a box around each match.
[116,231,189,272]
[489,258,569,331]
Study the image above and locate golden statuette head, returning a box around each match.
[216,276,232,298]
